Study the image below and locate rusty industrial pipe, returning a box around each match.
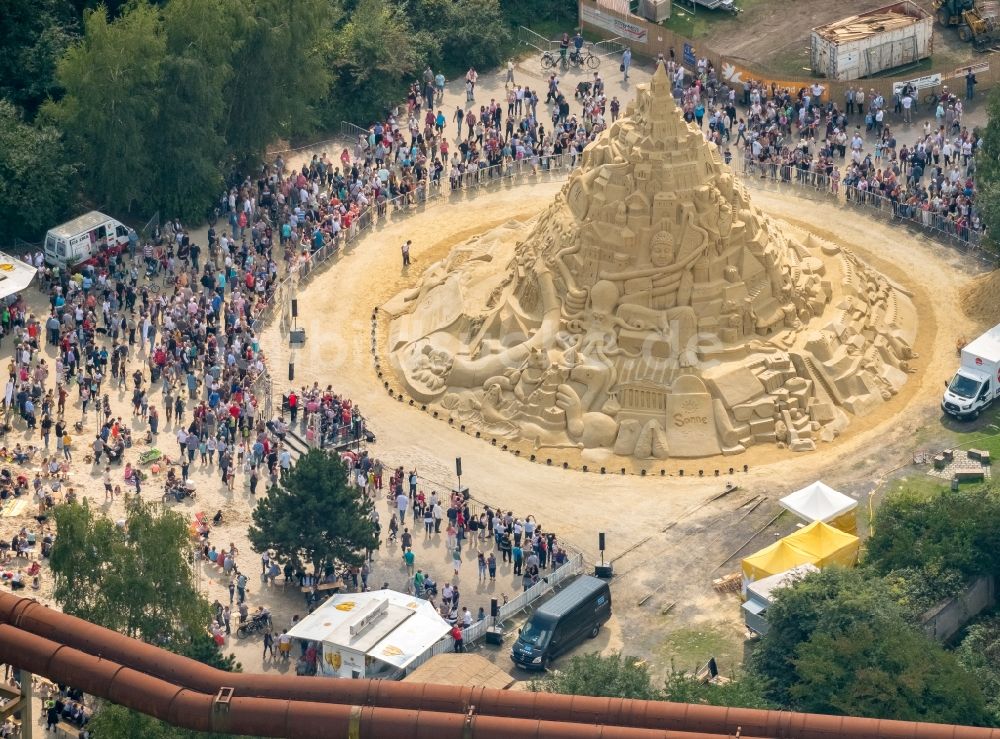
[0,624,747,739]
[3,594,999,739]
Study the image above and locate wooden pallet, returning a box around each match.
[712,572,742,593]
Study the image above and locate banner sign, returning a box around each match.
[580,3,649,44]
[719,60,828,101]
[892,73,941,94]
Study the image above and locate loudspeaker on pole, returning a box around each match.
[598,532,606,551]
[456,457,463,478]
[291,299,298,318]
[288,362,294,382]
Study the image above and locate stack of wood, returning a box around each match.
[817,11,916,42]
[712,572,742,593]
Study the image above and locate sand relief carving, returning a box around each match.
[382,65,919,461]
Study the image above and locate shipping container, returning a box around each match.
[810,1,933,80]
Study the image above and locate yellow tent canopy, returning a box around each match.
[741,521,859,594]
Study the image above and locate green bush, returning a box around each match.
[751,568,989,724]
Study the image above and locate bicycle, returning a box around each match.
[540,50,559,70]
[569,48,601,70]
[923,87,954,110]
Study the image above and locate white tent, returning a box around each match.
[0,253,37,300]
[288,589,452,679]
[779,481,858,531]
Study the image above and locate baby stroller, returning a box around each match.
[164,478,196,502]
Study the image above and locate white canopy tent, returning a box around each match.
[779,481,858,531]
[0,253,37,300]
[287,589,452,679]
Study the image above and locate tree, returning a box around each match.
[0,0,78,116]
[956,617,1000,726]
[662,669,774,710]
[751,568,988,724]
[438,0,509,70]
[47,3,165,214]
[977,88,1000,246]
[0,100,78,242]
[86,703,260,739]
[530,652,661,700]
[221,0,334,165]
[791,618,986,723]
[49,498,209,645]
[866,487,1000,581]
[248,449,378,573]
[326,0,436,125]
[147,0,234,221]
[50,498,247,738]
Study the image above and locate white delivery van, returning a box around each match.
[44,211,131,270]
[942,322,1000,420]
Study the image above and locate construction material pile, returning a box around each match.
[815,11,917,42]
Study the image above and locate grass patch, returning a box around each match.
[655,624,743,674]
[661,9,713,39]
[661,0,764,41]
[886,475,950,502]
[938,404,1000,459]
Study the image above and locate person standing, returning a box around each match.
[263,629,274,660]
[966,67,977,100]
[451,623,464,653]
[403,547,415,577]
[401,240,411,267]
[622,47,632,82]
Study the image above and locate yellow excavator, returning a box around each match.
[934,0,1000,49]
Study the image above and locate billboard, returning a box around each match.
[580,3,649,44]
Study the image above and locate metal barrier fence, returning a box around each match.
[518,25,558,53]
[460,551,586,645]
[591,36,628,58]
[737,151,997,267]
[139,211,160,242]
[340,121,368,141]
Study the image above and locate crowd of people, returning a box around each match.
[366,460,571,626]
[662,53,983,242]
[264,61,616,259]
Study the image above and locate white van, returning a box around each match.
[44,211,131,270]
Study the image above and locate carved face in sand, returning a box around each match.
[651,231,675,267]
[589,280,619,323]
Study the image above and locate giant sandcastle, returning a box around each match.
[382,66,918,461]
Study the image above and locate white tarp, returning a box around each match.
[779,481,858,524]
[746,563,820,603]
[0,253,37,300]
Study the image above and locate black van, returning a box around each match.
[510,575,612,670]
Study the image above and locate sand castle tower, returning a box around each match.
[383,65,918,460]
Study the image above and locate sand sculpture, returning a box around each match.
[382,65,919,461]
